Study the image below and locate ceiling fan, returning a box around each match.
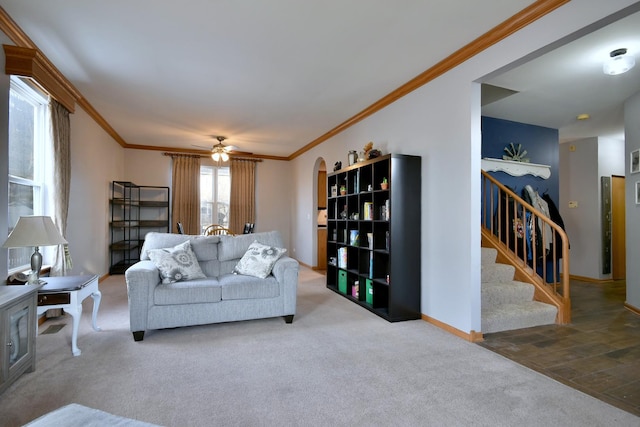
[194,136,247,161]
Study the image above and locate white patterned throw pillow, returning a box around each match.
[233,241,287,279]
[148,240,206,284]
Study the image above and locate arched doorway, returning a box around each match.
[315,158,327,271]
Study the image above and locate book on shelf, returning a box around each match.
[338,247,347,269]
[369,252,373,279]
[349,230,359,246]
[385,199,390,220]
[363,202,373,220]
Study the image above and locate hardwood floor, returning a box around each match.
[479,278,640,417]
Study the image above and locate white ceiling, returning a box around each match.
[0,1,638,157]
[482,7,640,143]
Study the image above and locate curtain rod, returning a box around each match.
[162,152,262,162]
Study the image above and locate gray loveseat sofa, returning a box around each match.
[125,230,299,341]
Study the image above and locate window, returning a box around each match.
[7,77,50,272]
[200,165,230,233]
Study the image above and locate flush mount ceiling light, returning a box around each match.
[603,48,635,75]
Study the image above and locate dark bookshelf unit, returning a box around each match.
[326,153,421,321]
[109,182,170,274]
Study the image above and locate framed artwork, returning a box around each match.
[631,149,640,174]
[636,182,640,205]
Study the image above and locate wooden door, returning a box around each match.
[611,175,626,280]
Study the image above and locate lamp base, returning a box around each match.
[30,246,42,282]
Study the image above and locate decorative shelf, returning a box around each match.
[481,158,551,179]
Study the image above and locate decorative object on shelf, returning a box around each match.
[362,141,382,160]
[380,177,388,190]
[502,143,529,162]
[340,185,347,195]
[2,216,67,284]
[333,161,342,171]
[358,151,366,162]
[330,185,338,197]
[348,150,358,166]
[367,149,381,159]
[362,142,372,158]
[631,149,640,174]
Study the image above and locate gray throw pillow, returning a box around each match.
[233,241,287,279]
[148,240,206,284]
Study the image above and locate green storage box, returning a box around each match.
[338,270,348,294]
[365,279,373,304]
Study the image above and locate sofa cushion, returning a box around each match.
[154,278,222,305]
[147,241,206,284]
[140,233,221,261]
[218,231,284,261]
[219,273,280,300]
[233,241,287,279]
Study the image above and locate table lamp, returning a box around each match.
[2,216,68,284]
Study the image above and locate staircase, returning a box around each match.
[482,247,557,334]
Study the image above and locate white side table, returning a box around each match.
[37,275,101,356]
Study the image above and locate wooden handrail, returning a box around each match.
[481,170,571,323]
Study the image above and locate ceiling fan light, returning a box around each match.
[221,152,229,162]
[212,152,220,161]
[603,48,635,75]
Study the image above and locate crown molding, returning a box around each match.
[288,0,570,160]
[0,5,128,146]
[3,45,78,112]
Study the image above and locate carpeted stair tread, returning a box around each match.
[482,280,534,308]
[482,301,558,334]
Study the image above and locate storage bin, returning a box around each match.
[338,270,348,294]
[366,279,373,304]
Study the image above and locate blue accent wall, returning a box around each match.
[482,116,559,205]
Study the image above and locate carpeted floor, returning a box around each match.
[0,268,638,426]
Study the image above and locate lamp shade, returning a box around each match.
[2,216,68,248]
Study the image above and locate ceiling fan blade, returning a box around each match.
[224,145,239,152]
[192,144,213,150]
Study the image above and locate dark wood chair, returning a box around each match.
[243,223,255,234]
[176,222,185,234]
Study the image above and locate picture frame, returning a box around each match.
[330,185,337,197]
[636,181,640,205]
[631,149,640,174]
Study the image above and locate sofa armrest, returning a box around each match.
[272,256,299,315]
[124,260,161,332]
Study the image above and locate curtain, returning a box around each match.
[171,154,201,235]
[229,159,256,234]
[50,99,72,276]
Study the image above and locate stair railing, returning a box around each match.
[481,171,571,323]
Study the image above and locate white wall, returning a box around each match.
[66,108,125,276]
[254,159,292,251]
[289,0,639,334]
[559,137,624,280]
[625,91,640,309]
[560,138,601,278]
[122,149,293,250]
